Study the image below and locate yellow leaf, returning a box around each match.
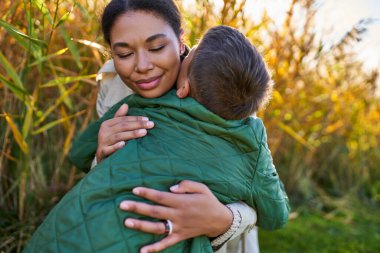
[277,122,314,151]
[4,113,29,154]
[325,120,344,134]
[63,123,76,157]
[272,89,284,104]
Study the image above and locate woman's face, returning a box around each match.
[110,11,183,98]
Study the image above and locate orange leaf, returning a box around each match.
[4,113,29,154]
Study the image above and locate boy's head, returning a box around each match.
[177,25,272,120]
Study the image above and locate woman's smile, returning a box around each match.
[134,75,163,90]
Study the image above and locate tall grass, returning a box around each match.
[0,0,379,251]
[0,1,105,250]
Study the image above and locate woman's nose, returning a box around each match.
[134,52,153,73]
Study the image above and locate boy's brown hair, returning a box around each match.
[188,25,272,120]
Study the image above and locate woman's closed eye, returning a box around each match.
[149,44,166,52]
[116,45,165,58]
[117,52,133,59]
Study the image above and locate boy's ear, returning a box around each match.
[177,45,197,99]
[179,29,186,55]
[179,78,190,98]
[176,74,190,98]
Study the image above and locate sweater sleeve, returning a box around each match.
[251,125,290,230]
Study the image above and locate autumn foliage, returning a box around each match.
[0,0,379,251]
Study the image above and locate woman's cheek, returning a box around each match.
[114,60,134,83]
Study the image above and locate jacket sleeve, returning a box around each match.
[69,62,132,172]
[68,101,124,172]
[251,125,290,230]
[68,120,102,172]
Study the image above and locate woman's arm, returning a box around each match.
[68,101,154,171]
[69,63,154,171]
[119,180,257,253]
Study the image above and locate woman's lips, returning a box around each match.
[135,76,162,90]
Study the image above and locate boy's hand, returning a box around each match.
[119,180,233,253]
[95,104,154,162]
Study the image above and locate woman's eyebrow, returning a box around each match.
[146,33,167,43]
[112,42,130,50]
[112,34,167,50]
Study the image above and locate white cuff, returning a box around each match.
[90,157,97,169]
[211,204,242,249]
[211,202,257,250]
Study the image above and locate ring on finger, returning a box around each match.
[163,219,173,235]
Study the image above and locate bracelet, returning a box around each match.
[211,204,242,250]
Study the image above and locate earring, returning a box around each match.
[180,44,185,55]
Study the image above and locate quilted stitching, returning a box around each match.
[24,90,289,252]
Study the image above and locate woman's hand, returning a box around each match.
[96,104,154,162]
[119,180,233,253]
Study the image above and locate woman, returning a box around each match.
[69,0,260,252]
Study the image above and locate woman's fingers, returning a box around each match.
[100,118,153,141]
[124,218,166,235]
[132,187,181,207]
[170,180,211,195]
[126,181,233,237]
[111,120,154,133]
[119,200,172,219]
[98,141,125,158]
[107,128,148,145]
[124,217,182,253]
[105,116,150,128]
[96,118,153,162]
[114,103,129,117]
[140,235,180,253]
[96,103,155,162]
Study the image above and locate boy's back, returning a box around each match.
[24,90,289,253]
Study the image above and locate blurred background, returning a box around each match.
[0,0,379,252]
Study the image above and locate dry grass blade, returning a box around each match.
[0,19,47,47]
[32,109,86,135]
[4,113,29,154]
[0,51,25,90]
[40,74,97,88]
[28,48,69,67]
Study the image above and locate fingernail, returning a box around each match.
[137,129,147,135]
[120,202,130,209]
[146,121,154,128]
[133,188,141,195]
[170,184,179,191]
[177,89,183,97]
[141,117,149,121]
[140,249,148,253]
[118,141,125,148]
[125,219,134,228]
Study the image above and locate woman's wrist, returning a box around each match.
[210,204,242,249]
[205,203,233,238]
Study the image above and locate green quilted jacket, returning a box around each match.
[24,90,289,253]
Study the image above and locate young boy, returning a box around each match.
[25,25,289,253]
